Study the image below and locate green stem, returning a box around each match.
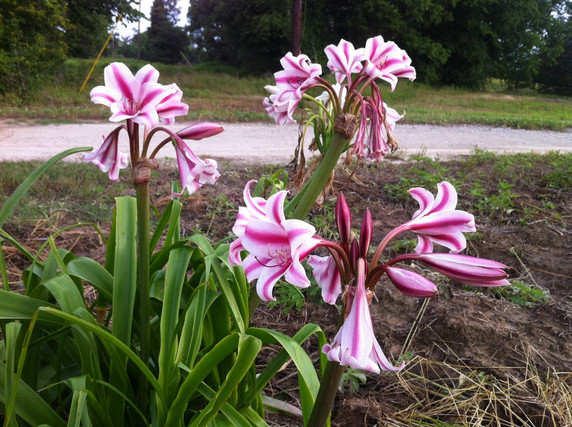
[135,180,150,410]
[307,360,345,427]
[290,130,350,220]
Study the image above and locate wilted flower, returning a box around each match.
[83,127,128,181]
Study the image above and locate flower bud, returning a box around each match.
[336,192,352,246]
[177,123,223,140]
[385,266,438,298]
[359,209,373,258]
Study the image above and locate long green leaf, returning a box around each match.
[158,246,192,411]
[189,334,261,427]
[111,196,137,345]
[0,147,91,228]
[0,290,61,326]
[176,283,218,368]
[164,333,241,426]
[38,307,166,406]
[242,324,323,421]
[189,235,246,333]
[4,322,21,427]
[0,360,66,427]
[66,257,113,301]
[42,274,86,314]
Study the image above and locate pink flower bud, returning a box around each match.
[384,266,438,298]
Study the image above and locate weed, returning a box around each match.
[338,367,367,394]
[267,282,306,314]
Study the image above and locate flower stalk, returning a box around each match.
[289,117,354,219]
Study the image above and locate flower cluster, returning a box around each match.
[230,181,508,373]
[263,36,415,162]
[85,62,222,195]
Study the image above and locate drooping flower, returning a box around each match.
[83,127,128,181]
[229,182,321,301]
[90,62,187,129]
[308,255,342,304]
[263,87,300,125]
[172,135,220,197]
[413,253,510,287]
[363,35,416,91]
[403,181,476,253]
[323,259,404,373]
[324,39,365,84]
[384,266,439,298]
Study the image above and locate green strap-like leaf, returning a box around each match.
[244,324,324,424]
[0,360,66,427]
[189,334,262,427]
[38,307,166,406]
[111,196,137,345]
[189,235,246,333]
[66,257,113,301]
[164,333,241,425]
[0,147,91,228]
[158,246,193,409]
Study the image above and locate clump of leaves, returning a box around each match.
[339,367,367,394]
[490,280,550,307]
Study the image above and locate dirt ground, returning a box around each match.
[2,150,571,425]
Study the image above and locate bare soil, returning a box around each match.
[3,154,571,426]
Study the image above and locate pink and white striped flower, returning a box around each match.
[324,39,365,84]
[364,35,416,91]
[402,181,476,253]
[323,259,404,373]
[308,255,342,304]
[83,127,128,182]
[172,135,220,197]
[90,63,188,129]
[155,83,189,125]
[384,266,439,298]
[413,253,510,287]
[229,181,321,301]
[274,52,322,94]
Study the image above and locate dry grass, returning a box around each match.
[378,343,571,426]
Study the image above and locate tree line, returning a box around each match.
[1,0,570,96]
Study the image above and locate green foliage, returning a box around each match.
[338,367,367,395]
[490,281,550,307]
[188,0,293,73]
[384,156,457,202]
[0,0,68,95]
[0,152,326,425]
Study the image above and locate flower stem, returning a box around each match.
[290,115,355,220]
[135,180,150,409]
[307,360,345,427]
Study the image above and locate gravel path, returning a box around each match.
[0,121,570,163]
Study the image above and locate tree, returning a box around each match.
[144,0,190,64]
[188,0,291,73]
[65,0,141,58]
[0,0,68,94]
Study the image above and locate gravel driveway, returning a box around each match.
[0,121,570,163]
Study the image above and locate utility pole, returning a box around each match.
[291,0,303,55]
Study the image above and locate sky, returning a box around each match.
[116,0,190,38]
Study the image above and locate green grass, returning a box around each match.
[1,58,570,130]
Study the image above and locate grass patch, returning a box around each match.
[1,58,570,130]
